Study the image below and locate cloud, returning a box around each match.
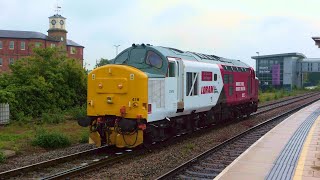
[1,0,320,70]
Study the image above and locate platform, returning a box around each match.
[215,100,320,180]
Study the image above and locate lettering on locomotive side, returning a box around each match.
[201,85,218,94]
[235,82,246,92]
[201,71,212,81]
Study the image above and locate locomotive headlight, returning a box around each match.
[98,83,103,89]
[107,96,113,104]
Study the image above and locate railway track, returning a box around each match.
[253,92,320,116]
[0,146,124,179]
[156,96,320,179]
[1,92,319,179]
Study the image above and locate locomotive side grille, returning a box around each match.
[148,79,165,108]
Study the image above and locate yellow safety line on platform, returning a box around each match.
[292,115,320,180]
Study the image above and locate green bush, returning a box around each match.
[41,112,65,124]
[66,106,87,121]
[79,131,89,143]
[15,112,33,123]
[0,151,5,163]
[0,48,87,119]
[32,129,71,149]
[274,94,278,100]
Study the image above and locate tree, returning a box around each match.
[0,48,87,119]
[95,58,110,68]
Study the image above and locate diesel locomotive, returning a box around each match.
[79,44,259,148]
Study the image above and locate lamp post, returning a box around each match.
[114,45,120,56]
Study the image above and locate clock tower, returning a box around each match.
[47,13,67,45]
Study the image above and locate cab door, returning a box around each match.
[176,60,184,112]
[166,60,178,111]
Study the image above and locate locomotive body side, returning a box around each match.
[147,59,223,122]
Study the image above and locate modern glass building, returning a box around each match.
[251,53,306,90]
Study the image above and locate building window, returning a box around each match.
[0,58,2,66]
[9,41,14,49]
[0,41,2,49]
[35,42,42,48]
[70,47,76,54]
[186,72,199,96]
[9,58,14,64]
[21,41,25,50]
[51,43,56,48]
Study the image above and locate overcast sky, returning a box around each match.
[1,0,320,70]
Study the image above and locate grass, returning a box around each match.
[182,143,195,155]
[0,151,5,163]
[258,88,316,104]
[0,120,89,153]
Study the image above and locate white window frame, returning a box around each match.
[70,47,76,54]
[21,41,25,50]
[9,41,14,50]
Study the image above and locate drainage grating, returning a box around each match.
[266,108,320,180]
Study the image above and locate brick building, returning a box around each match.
[0,14,84,73]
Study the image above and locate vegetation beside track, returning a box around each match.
[258,87,320,103]
[0,119,88,157]
[0,48,89,161]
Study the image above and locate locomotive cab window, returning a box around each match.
[146,51,163,68]
[114,50,129,64]
[130,49,146,64]
[168,61,175,77]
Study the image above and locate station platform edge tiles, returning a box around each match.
[215,100,320,180]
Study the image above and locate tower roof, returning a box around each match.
[49,14,66,19]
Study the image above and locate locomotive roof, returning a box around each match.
[112,44,251,78]
[150,45,250,68]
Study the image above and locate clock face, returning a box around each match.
[51,20,56,25]
[60,20,64,25]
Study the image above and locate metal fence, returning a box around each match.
[0,103,10,124]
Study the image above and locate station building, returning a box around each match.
[0,13,84,73]
[252,51,320,90]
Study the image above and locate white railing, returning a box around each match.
[0,103,10,124]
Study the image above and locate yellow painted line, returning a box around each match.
[292,115,320,180]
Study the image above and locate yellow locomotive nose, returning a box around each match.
[86,64,148,148]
